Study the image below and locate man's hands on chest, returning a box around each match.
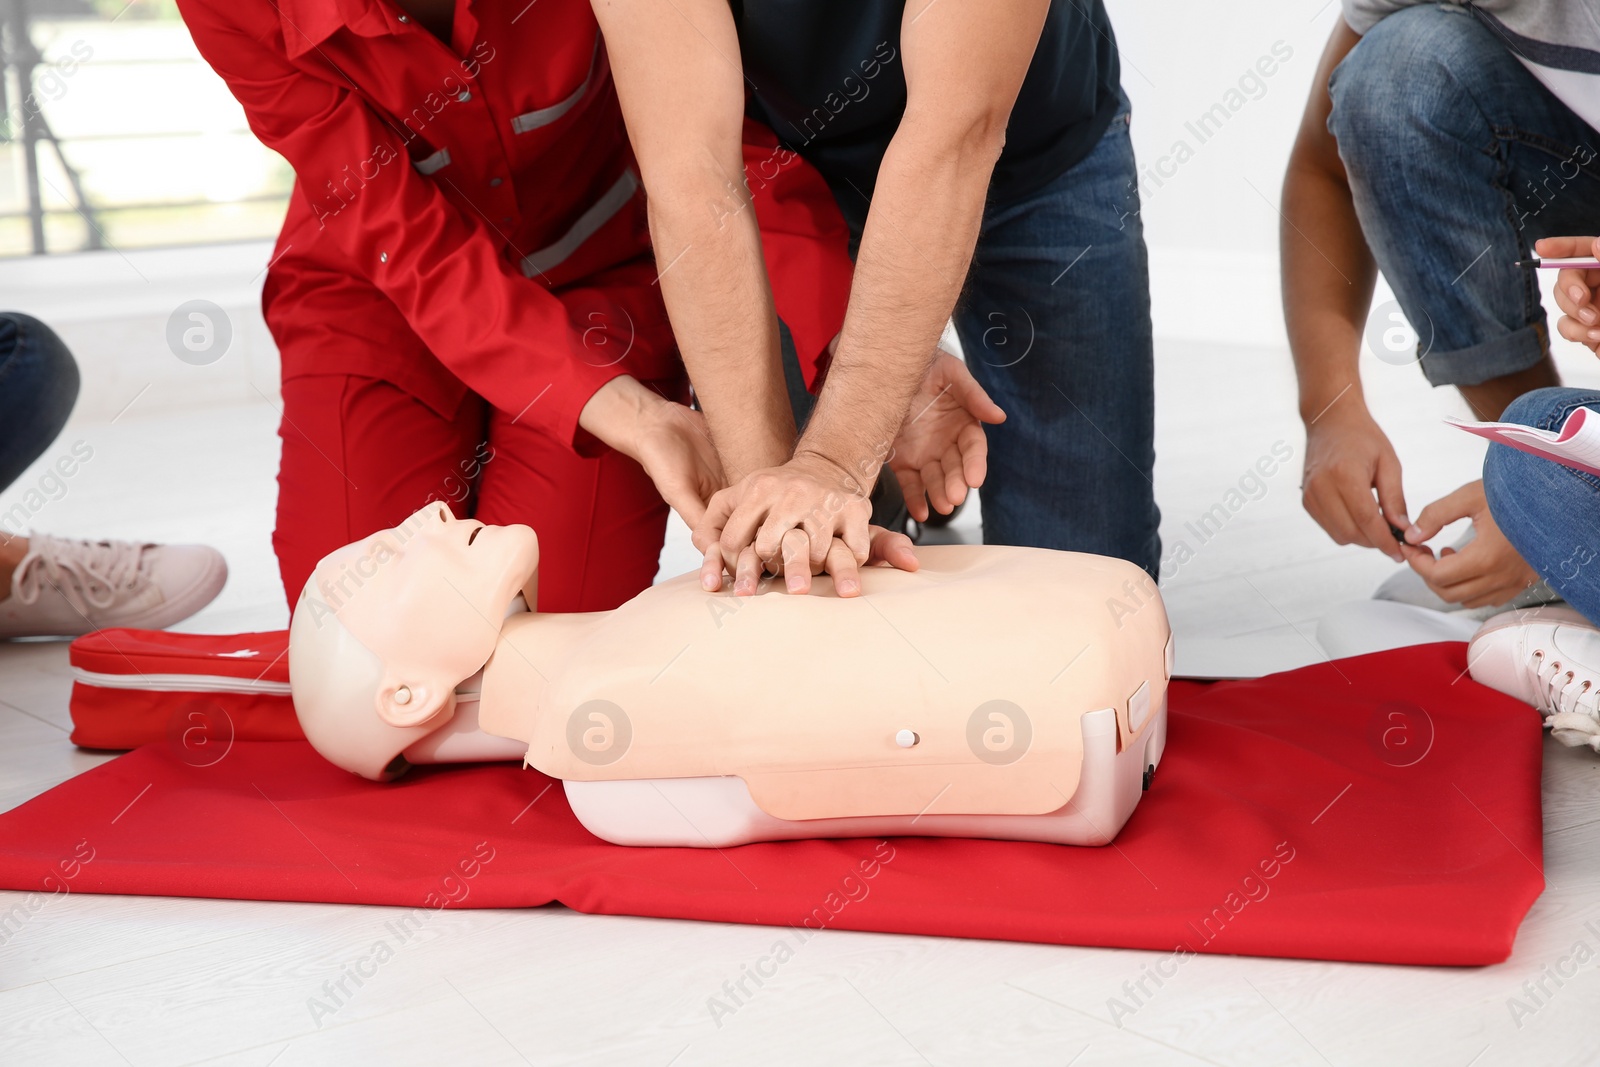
[691,344,1007,595]
[695,448,876,595]
[594,0,1045,594]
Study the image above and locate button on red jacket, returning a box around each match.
[176,0,852,448]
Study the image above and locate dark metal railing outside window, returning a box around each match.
[0,0,290,257]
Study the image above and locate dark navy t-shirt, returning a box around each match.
[730,0,1122,205]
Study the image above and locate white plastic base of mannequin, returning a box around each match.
[563,695,1169,848]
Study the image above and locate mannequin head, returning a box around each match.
[288,504,539,780]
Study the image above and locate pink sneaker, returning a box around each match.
[0,534,227,639]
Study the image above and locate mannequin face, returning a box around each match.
[315,504,539,729]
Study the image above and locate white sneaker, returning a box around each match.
[0,533,227,639]
[1468,606,1600,751]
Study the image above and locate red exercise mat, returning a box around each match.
[0,643,1544,965]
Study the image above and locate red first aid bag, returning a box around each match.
[68,629,298,750]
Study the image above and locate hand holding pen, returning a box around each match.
[1529,236,1600,353]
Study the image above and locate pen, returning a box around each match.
[1513,257,1600,269]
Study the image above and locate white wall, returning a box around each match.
[1104,0,1347,348]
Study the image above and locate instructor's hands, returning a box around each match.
[632,401,726,529]
[1300,403,1409,562]
[578,376,726,528]
[1540,235,1600,353]
[1399,480,1538,608]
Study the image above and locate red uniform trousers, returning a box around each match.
[270,254,682,614]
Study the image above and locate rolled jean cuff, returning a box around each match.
[1417,321,1547,388]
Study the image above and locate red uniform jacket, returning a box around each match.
[176,0,852,448]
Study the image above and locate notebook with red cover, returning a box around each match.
[1449,407,1600,477]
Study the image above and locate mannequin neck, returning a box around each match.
[476,609,608,743]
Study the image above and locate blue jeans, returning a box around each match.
[821,94,1160,576]
[1328,3,1600,387]
[1484,388,1600,624]
[0,313,79,494]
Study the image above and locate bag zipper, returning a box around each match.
[71,667,292,697]
[71,668,483,701]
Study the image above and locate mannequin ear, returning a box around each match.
[375,675,451,728]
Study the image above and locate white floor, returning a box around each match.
[4,284,1600,1065]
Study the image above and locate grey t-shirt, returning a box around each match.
[1342,0,1600,132]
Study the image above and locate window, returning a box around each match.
[1,0,290,257]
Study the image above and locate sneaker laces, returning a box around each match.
[1528,646,1600,725]
[12,534,149,616]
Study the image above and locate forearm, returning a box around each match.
[592,0,795,480]
[577,374,651,457]
[798,118,998,486]
[1281,157,1379,424]
[647,174,795,480]
[1282,20,1378,427]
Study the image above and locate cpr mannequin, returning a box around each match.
[289,505,1173,847]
